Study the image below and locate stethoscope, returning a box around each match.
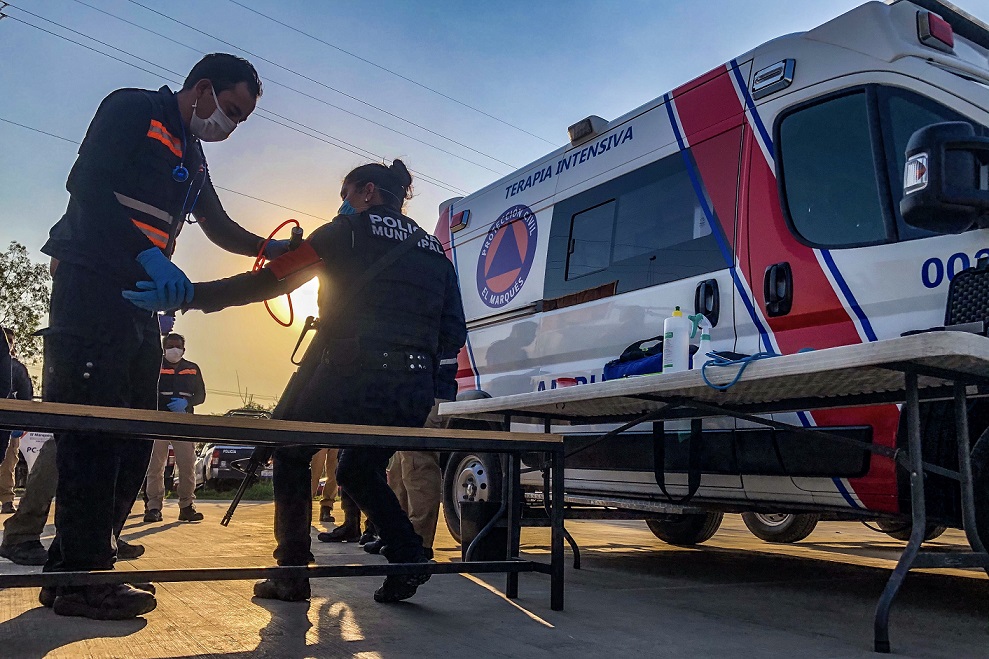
[171,117,207,224]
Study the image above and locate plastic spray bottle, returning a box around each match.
[662,306,690,373]
[688,313,713,370]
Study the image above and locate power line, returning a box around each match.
[225,0,558,147]
[0,116,330,221]
[2,8,468,196]
[67,0,508,177]
[125,0,519,172]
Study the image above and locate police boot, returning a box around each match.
[316,524,360,543]
[363,538,385,555]
[40,582,155,609]
[52,584,157,620]
[373,550,432,604]
[253,578,311,602]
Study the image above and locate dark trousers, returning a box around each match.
[42,263,159,572]
[272,369,433,567]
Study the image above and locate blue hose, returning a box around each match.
[700,351,778,391]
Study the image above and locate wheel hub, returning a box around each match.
[753,513,791,527]
[455,456,490,505]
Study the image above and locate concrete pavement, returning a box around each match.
[0,502,984,658]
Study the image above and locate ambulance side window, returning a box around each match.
[778,91,889,247]
[545,150,726,299]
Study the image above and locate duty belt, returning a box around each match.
[361,350,432,372]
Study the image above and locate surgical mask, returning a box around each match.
[190,86,236,142]
[338,199,358,215]
[164,347,185,363]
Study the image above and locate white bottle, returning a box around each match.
[663,306,690,373]
[696,329,712,369]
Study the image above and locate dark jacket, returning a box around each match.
[9,358,33,401]
[158,357,206,413]
[193,205,467,380]
[43,86,264,287]
[0,335,10,400]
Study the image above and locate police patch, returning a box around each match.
[476,204,538,308]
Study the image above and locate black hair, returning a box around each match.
[343,159,414,210]
[183,53,262,98]
[163,333,186,348]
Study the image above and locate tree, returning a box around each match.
[0,241,51,365]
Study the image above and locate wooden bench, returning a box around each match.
[0,398,566,611]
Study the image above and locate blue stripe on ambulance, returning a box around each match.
[448,217,482,390]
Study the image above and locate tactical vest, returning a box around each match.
[317,206,456,356]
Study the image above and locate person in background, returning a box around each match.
[364,350,459,559]
[310,449,336,524]
[143,332,205,523]
[0,328,34,514]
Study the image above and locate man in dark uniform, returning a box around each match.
[40,53,283,620]
[144,332,206,523]
[127,160,467,604]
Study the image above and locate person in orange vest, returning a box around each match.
[144,333,205,523]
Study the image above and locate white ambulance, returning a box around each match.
[435,0,989,547]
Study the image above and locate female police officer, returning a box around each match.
[126,159,466,603]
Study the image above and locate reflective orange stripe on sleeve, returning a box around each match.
[132,220,168,249]
[268,242,322,281]
[160,368,175,375]
[147,120,182,158]
[178,369,198,375]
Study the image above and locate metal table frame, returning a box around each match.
[0,399,567,611]
[439,334,989,653]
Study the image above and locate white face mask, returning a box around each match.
[190,86,236,142]
[164,347,185,363]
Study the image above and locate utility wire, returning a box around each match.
[125,0,519,172]
[0,116,330,220]
[2,9,468,196]
[68,0,507,177]
[225,0,557,147]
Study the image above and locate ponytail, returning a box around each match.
[343,159,414,210]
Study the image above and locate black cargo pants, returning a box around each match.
[43,262,158,572]
[272,366,434,567]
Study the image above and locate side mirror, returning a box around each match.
[900,121,989,233]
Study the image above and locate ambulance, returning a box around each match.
[435,0,989,547]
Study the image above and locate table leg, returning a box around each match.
[874,372,926,653]
[506,453,520,599]
[550,446,565,611]
[954,383,987,555]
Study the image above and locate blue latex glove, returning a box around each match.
[9,430,24,440]
[166,397,189,413]
[158,313,175,335]
[264,239,291,260]
[123,281,171,312]
[133,247,193,310]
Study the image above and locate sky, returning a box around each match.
[3,0,987,413]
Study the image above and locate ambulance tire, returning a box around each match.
[874,519,947,542]
[442,452,503,545]
[741,513,820,543]
[646,512,723,546]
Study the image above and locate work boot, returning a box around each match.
[178,505,204,522]
[363,538,385,555]
[0,540,48,566]
[143,509,163,523]
[318,507,335,524]
[1,502,15,514]
[252,578,311,602]
[40,582,156,608]
[358,528,377,546]
[52,584,157,620]
[317,525,360,543]
[116,539,145,560]
[373,552,432,604]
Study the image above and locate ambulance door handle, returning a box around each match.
[764,262,793,317]
[694,279,720,327]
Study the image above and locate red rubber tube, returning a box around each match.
[253,219,301,327]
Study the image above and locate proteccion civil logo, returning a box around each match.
[476,204,538,309]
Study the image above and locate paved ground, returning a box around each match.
[0,501,985,658]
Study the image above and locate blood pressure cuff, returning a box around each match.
[603,336,664,381]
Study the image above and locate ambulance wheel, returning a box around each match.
[741,513,820,543]
[646,512,723,546]
[442,452,503,545]
[874,519,947,542]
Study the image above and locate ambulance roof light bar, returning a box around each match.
[918,9,955,52]
[568,115,608,146]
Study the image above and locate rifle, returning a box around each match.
[221,315,324,526]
